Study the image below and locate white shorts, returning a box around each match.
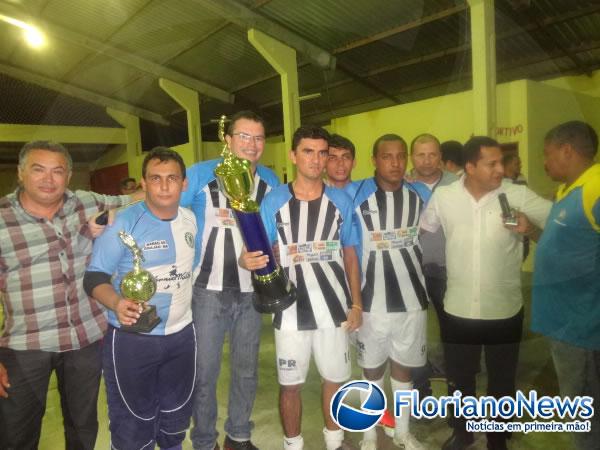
[275,327,351,385]
[356,310,427,369]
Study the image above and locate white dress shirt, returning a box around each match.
[420,178,551,320]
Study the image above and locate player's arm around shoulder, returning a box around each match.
[180,159,220,207]
[257,164,282,188]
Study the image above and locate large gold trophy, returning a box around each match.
[215,115,296,313]
[118,231,160,332]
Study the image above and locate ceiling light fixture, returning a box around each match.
[0,13,46,48]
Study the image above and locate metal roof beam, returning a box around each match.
[229,4,469,94]
[232,2,600,96]
[0,63,169,125]
[336,63,402,104]
[188,0,335,70]
[303,38,600,126]
[259,35,600,114]
[504,1,596,76]
[333,1,600,57]
[333,4,469,54]
[362,2,600,78]
[499,39,600,78]
[159,0,275,66]
[0,123,128,144]
[288,3,600,102]
[0,2,234,104]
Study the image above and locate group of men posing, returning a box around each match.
[0,112,598,450]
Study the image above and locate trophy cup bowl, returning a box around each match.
[120,269,156,303]
[118,231,161,333]
[214,115,296,314]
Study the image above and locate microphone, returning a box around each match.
[498,193,518,226]
[95,210,109,225]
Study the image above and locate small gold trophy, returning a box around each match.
[118,231,160,332]
[214,115,296,313]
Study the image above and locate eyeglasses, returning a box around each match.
[232,132,266,144]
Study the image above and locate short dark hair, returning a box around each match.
[441,140,464,167]
[120,177,136,188]
[502,153,519,166]
[544,120,598,160]
[372,134,407,158]
[329,134,355,158]
[19,140,72,171]
[463,136,499,165]
[227,110,266,136]
[410,133,440,154]
[142,147,186,179]
[292,126,330,151]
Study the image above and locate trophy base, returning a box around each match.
[252,270,297,314]
[120,305,161,333]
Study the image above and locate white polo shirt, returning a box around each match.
[420,178,551,320]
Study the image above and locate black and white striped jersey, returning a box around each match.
[181,159,280,292]
[353,178,430,313]
[261,184,359,331]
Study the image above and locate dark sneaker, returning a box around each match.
[223,436,259,450]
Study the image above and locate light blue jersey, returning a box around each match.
[88,202,197,335]
[342,180,362,199]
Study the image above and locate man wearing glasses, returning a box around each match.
[181,111,280,450]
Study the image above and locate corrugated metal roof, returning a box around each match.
[169,25,273,89]
[43,0,150,41]
[109,0,226,62]
[0,73,119,127]
[0,0,599,161]
[66,54,147,95]
[9,38,89,80]
[112,76,179,113]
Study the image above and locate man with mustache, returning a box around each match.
[0,141,135,449]
[420,136,551,450]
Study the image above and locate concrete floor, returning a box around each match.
[38,274,576,449]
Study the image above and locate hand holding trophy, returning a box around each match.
[214,115,296,313]
[118,230,160,332]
